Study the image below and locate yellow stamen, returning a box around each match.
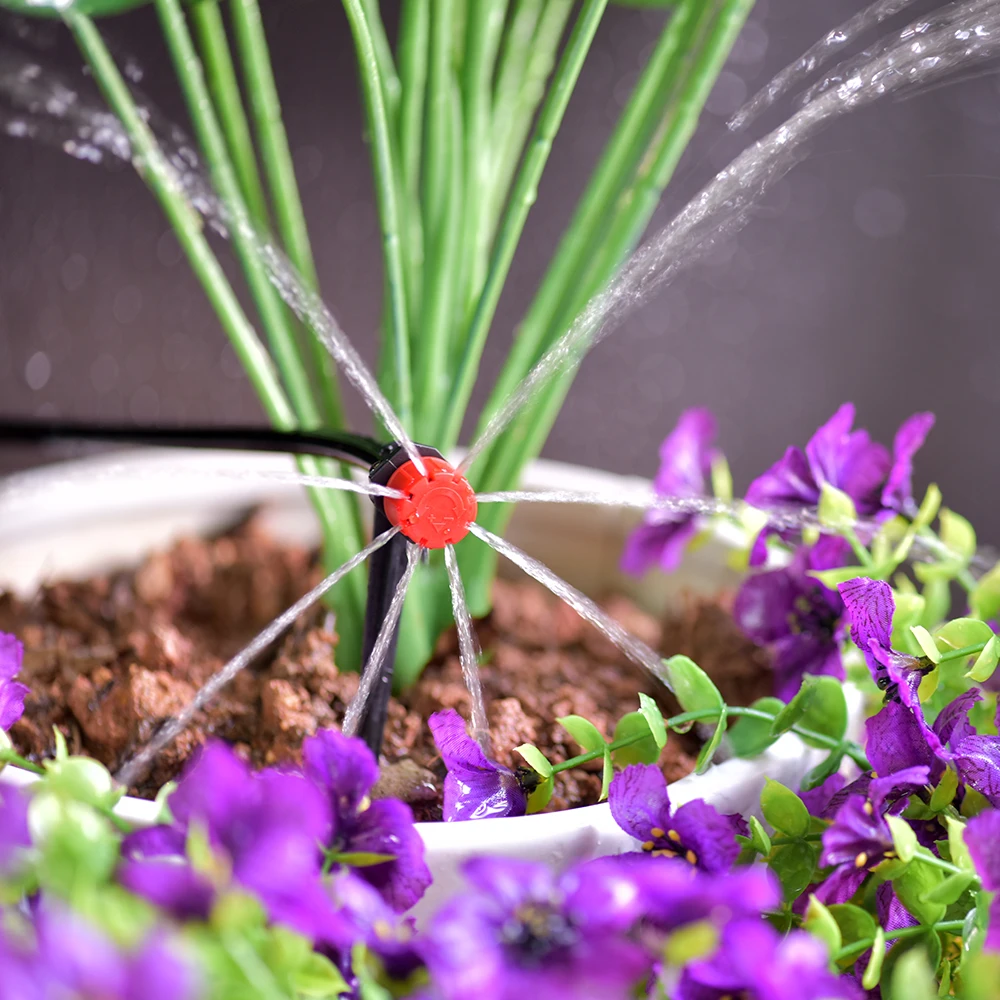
[855,852,868,868]
[642,840,655,852]
[650,827,666,839]
[667,829,682,843]
[685,849,698,865]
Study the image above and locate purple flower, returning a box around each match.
[0,632,29,730]
[674,917,860,1000]
[422,856,650,1000]
[0,784,31,877]
[734,536,849,699]
[816,767,930,904]
[841,578,1000,807]
[303,728,431,911]
[745,407,933,565]
[608,764,744,874]
[428,710,527,820]
[622,408,719,575]
[965,809,1000,950]
[122,742,345,942]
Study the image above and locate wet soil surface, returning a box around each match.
[0,513,773,818]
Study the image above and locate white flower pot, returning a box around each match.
[0,449,853,917]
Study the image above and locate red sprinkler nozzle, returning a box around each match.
[382,456,478,548]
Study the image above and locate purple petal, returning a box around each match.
[881,412,934,512]
[0,680,29,730]
[255,768,331,847]
[119,860,215,922]
[746,446,818,510]
[620,516,697,576]
[652,408,717,498]
[813,865,868,905]
[429,710,526,821]
[0,633,23,682]
[799,774,847,818]
[838,577,894,684]
[36,907,129,999]
[965,809,1000,890]
[607,764,672,843]
[0,785,30,872]
[877,882,918,933]
[865,702,938,777]
[562,857,645,933]
[126,938,200,1000]
[733,568,802,645]
[771,633,843,702]
[348,798,431,912]
[167,741,254,835]
[933,689,981,750]
[952,735,1000,808]
[670,798,742,874]
[302,728,379,818]
[122,824,187,861]
[461,856,554,911]
[868,767,931,813]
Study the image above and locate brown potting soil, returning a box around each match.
[0,513,774,818]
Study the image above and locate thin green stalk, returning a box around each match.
[475,0,754,501]
[485,0,573,246]
[0,749,45,775]
[473,0,707,434]
[360,0,401,121]
[438,0,609,449]
[67,11,296,431]
[489,0,544,167]
[343,0,415,431]
[154,0,320,425]
[189,0,269,228]
[422,0,456,246]
[415,77,463,439]
[938,642,988,663]
[70,9,368,667]
[835,920,966,964]
[456,0,508,318]
[396,0,429,332]
[229,0,347,429]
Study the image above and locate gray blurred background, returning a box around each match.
[0,2,994,536]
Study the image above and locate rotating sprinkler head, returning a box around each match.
[370,444,478,549]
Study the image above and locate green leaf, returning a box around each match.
[612,712,661,766]
[526,776,553,814]
[862,925,887,989]
[770,675,847,747]
[971,561,1000,621]
[885,815,918,863]
[913,484,943,532]
[638,693,668,749]
[949,816,974,871]
[909,625,941,663]
[929,767,959,813]
[748,816,772,856]
[42,755,117,810]
[760,779,810,838]
[802,747,846,791]
[515,744,554,778]
[694,703,727,774]
[728,697,784,757]
[769,841,819,902]
[920,870,976,905]
[828,903,878,953]
[327,851,397,868]
[599,747,613,802]
[804,895,842,955]
[663,921,718,965]
[818,482,858,531]
[711,454,732,502]
[968,634,1000,682]
[939,508,976,560]
[556,715,607,754]
[810,564,876,589]
[886,941,938,1000]
[663,655,724,730]
[933,617,994,651]
[894,860,947,925]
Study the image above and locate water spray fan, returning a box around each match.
[0,419,479,758]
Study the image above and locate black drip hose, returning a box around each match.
[0,418,385,469]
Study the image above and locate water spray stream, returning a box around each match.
[342,542,420,739]
[728,0,922,131]
[444,544,490,754]
[116,526,401,788]
[467,522,670,687]
[460,1,1000,474]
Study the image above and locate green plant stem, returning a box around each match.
[455,0,508,318]
[67,11,296,430]
[189,0,269,228]
[485,0,573,245]
[360,0,401,120]
[229,0,348,430]
[70,9,367,667]
[548,705,869,776]
[154,0,320,426]
[343,0,414,432]
[770,835,825,846]
[0,749,45,775]
[438,0,609,449]
[834,920,966,964]
[479,0,754,498]
[422,0,456,252]
[937,641,988,663]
